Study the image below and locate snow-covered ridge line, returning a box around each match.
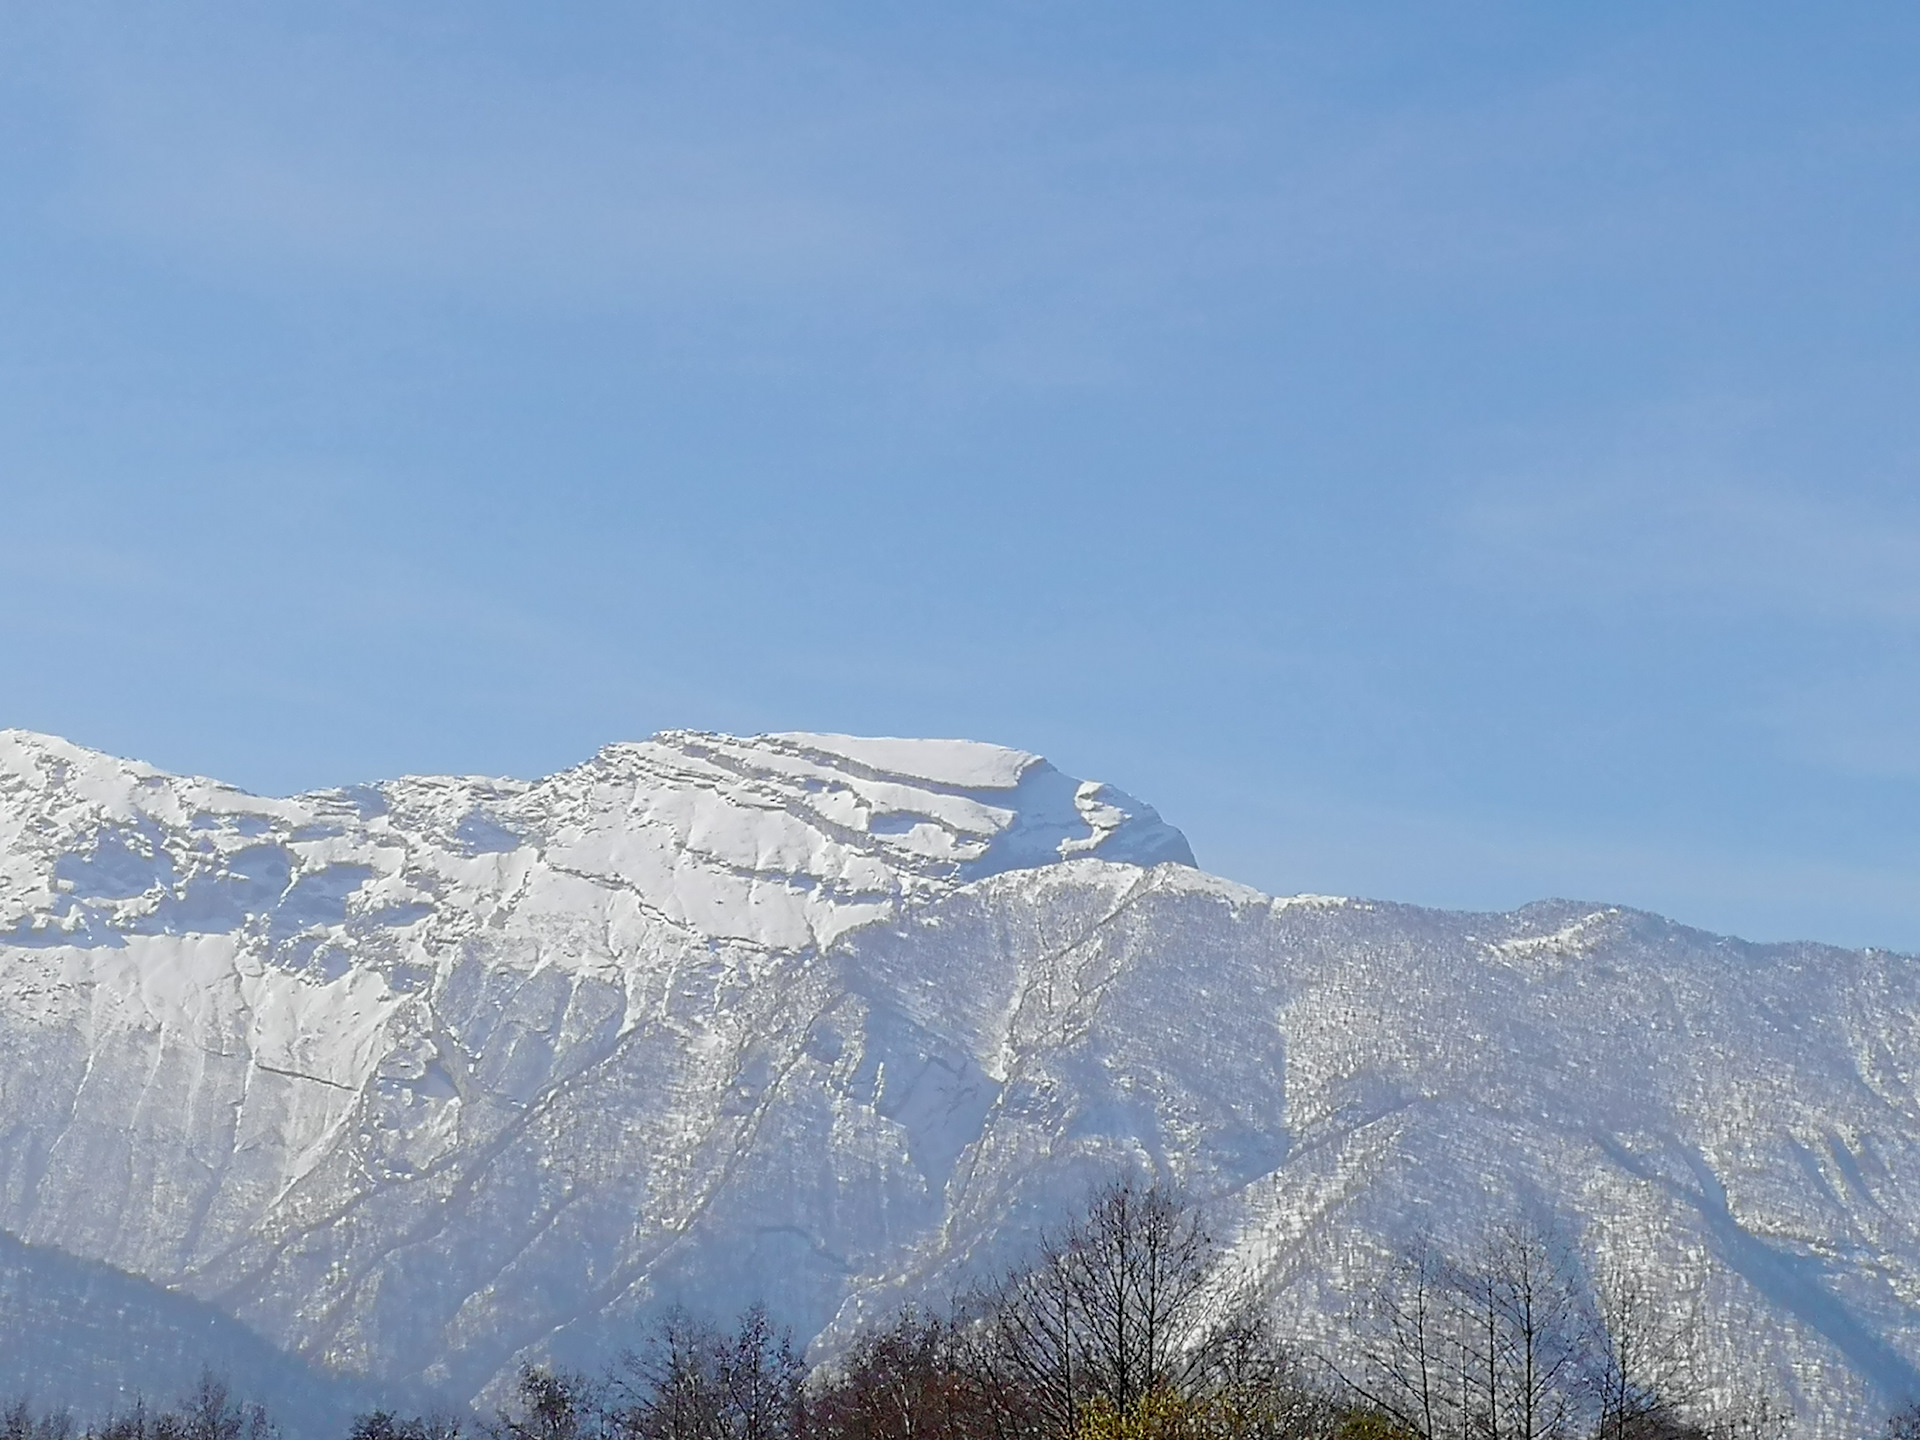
[0,727,1201,1415]
[3,727,1918,1438]
[0,727,1194,958]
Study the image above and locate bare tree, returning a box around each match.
[1342,1224,1591,1440]
[621,1309,726,1440]
[497,1368,601,1440]
[352,1413,466,1440]
[716,1306,803,1440]
[0,1400,72,1440]
[95,1397,187,1440]
[1454,1250,1508,1440]
[972,1174,1283,1438]
[73,1374,274,1440]
[1696,1394,1790,1440]
[1065,1176,1218,1414]
[1590,1266,1701,1440]
[1341,1242,1460,1440]
[805,1308,1013,1440]
[1190,1309,1336,1440]
[1481,1222,1584,1440]
[615,1305,801,1440]
[984,1236,1085,1439]
[977,1174,1223,1434]
[177,1375,272,1440]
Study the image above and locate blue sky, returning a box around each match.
[4,3,1920,948]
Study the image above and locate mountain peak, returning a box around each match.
[9,727,1907,1437]
[0,726,1193,959]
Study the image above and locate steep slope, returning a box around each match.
[0,728,1915,1437]
[0,729,1190,1402]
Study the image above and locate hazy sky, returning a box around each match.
[5,3,1920,949]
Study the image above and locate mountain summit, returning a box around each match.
[0,730,1914,1437]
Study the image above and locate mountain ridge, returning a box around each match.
[1,728,1916,1437]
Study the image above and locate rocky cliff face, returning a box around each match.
[1,729,1915,1437]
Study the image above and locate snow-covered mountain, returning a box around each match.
[1,728,1917,1437]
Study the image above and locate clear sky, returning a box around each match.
[4,3,1919,950]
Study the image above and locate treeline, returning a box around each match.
[11,1178,1919,1440]
[3,1374,273,1440]
[474,1181,1798,1440]
[1333,1223,1791,1440]
[484,1181,1326,1440]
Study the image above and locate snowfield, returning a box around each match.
[1,728,1916,1437]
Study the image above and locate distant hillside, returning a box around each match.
[0,1231,395,1439]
